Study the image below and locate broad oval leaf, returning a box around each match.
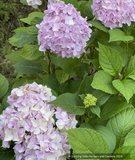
[95,125,116,154]
[92,90,110,106]
[112,79,135,103]
[5,51,24,63]
[55,69,69,84]
[90,105,100,118]
[109,28,134,42]
[107,108,135,150]
[0,74,9,98]
[79,76,94,95]
[64,128,110,156]
[91,70,118,94]
[13,60,43,74]
[48,93,85,115]
[8,32,34,48]
[19,45,43,60]
[114,146,135,160]
[20,12,45,25]
[124,127,135,146]
[91,96,133,124]
[88,20,109,33]
[99,43,122,76]
[125,55,135,80]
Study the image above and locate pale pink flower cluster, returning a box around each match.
[92,0,135,29]
[37,1,92,58]
[48,0,60,6]
[0,82,77,160]
[27,0,42,8]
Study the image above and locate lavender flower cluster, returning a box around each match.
[0,82,77,160]
[92,0,135,29]
[27,0,42,8]
[37,1,92,58]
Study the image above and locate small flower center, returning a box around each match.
[83,94,97,108]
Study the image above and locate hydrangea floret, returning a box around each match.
[27,0,42,8]
[37,1,92,58]
[0,82,77,160]
[84,94,97,108]
[92,0,135,29]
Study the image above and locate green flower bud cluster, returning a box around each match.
[84,94,97,108]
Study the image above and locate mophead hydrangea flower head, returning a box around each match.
[0,82,77,160]
[27,0,42,8]
[92,0,135,29]
[37,1,92,58]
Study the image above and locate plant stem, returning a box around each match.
[46,51,51,74]
[86,108,91,123]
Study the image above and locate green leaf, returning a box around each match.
[112,79,135,103]
[92,90,110,107]
[122,22,135,35]
[45,74,60,96]
[86,31,98,47]
[107,108,135,149]
[0,148,15,160]
[8,32,34,48]
[88,20,109,33]
[88,59,100,70]
[0,74,9,98]
[69,62,91,78]
[90,105,100,118]
[124,127,135,147]
[12,77,35,88]
[13,27,27,33]
[91,96,133,124]
[50,55,80,72]
[79,76,94,95]
[64,128,110,155]
[114,146,135,160]
[0,103,5,114]
[20,0,28,5]
[19,45,43,60]
[5,51,24,63]
[30,17,43,26]
[48,93,85,115]
[96,30,109,45]
[13,60,43,74]
[106,42,128,67]
[2,92,10,109]
[20,12,45,25]
[80,123,92,129]
[125,55,135,80]
[55,69,69,84]
[62,0,78,8]
[109,28,134,42]
[91,70,118,94]
[60,79,82,94]
[27,26,38,41]
[95,125,116,153]
[99,43,122,76]
[80,0,93,19]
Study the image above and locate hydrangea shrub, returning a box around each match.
[1,0,135,159]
